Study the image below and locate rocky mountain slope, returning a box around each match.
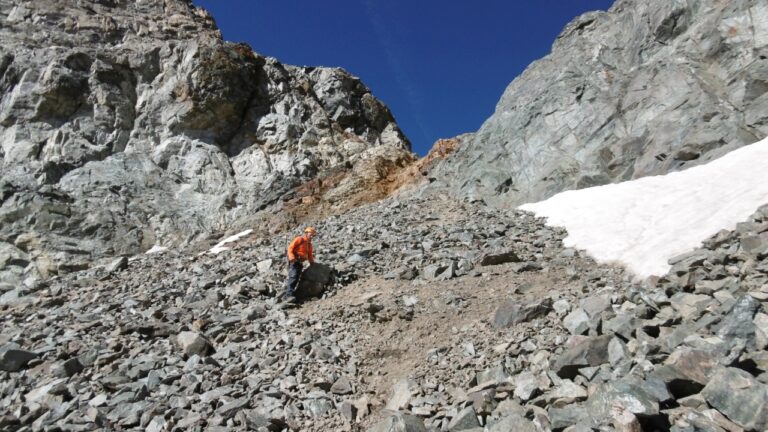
[2,194,767,431]
[3,1,768,431]
[431,0,768,206]
[0,0,412,287]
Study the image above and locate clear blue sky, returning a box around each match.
[192,1,615,155]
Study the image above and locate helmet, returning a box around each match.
[304,226,317,235]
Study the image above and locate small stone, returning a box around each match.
[493,298,552,328]
[89,394,108,407]
[553,299,571,316]
[305,398,334,417]
[670,293,714,321]
[106,256,128,273]
[176,332,213,357]
[754,313,768,349]
[563,308,590,335]
[476,365,510,385]
[580,294,612,318]
[385,379,418,411]
[513,372,539,401]
[369,413,427,432]
[608,337,629,366]
[55,358,85,377]
[488,413,537,432]
[339,401,357,422]
[331,377,353,395]
[256,259,273,273]
[447,405,481,431]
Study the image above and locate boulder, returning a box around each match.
[580,294,612,318]
[476,365,510,385]
[701,367,768,431]
[554,335,612,378]
[714,295,761,349]
[296,263,334,299]
[105,256,128,273]
[585,379,663,424]
[479,250,520,266]
[493,298,552,328]
[513,372,540,401]
[563,308,590,335]
[331,377,353,395]
[0,344,38,372]
[176,332,213,357]
[385,379,419,411]
[447,406,481,431]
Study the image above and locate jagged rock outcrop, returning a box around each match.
[0,0,411,286]
[432,0,768,206]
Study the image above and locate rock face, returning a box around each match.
[431,0,768,206]
[0,0,411,286]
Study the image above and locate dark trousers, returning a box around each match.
[284,261,303,296]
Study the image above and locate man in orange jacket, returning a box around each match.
[280,226,317,303]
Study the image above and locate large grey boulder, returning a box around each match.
[701,367,768,431]
[492,297,552,328]
[0,343,37,371]
[713,295,762,348]
[295,263,334,299]
[553,335,612,378]
[430,0,768,208]
[176,332,213,357]
[447,406,481,431]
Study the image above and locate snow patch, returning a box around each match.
[209,229,253,254]
[145,245,169,255]
[520,138,768,279]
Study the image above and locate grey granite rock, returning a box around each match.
[554,335,612,378]
[493,297,552,328]
[0,0,411,285]
[0,343,37,371]
[369,413,427,432]
[702,367,768,431]
[447,406,481,431]
[176,332,212,357]
[430,0,768,210]
[296,263,334,299]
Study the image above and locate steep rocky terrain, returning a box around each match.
[2,194,767,431]
[0,0,412,287]
[3,0,768,431]
[431,0,768,206]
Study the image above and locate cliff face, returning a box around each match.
[0,0,411,285]
[431,0,768,206]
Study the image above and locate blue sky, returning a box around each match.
[193,1,615,155]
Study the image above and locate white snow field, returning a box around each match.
[520,138,768,279]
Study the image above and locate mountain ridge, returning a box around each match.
[429,0,768,207]
[0,0,412,286]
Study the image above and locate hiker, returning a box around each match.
[280,226,317,303]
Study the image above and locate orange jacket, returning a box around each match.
[287,235,314,263]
